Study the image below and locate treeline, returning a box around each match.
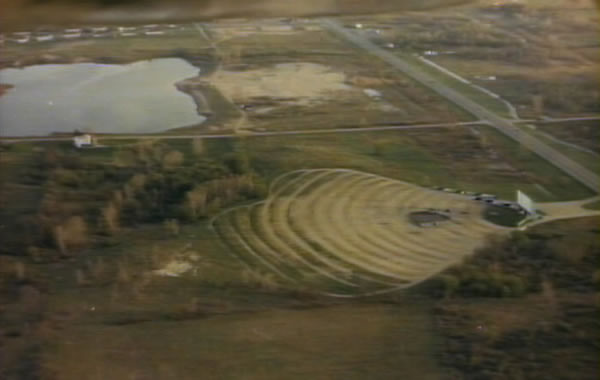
[422,218,600,380]
[104,170,263,230]
[389,20,521,52]
[436,298,599,380]
[425,228,599,299]
[1,139,266,258]
[496,75,600,117]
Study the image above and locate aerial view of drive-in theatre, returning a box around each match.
[0,0,599,378]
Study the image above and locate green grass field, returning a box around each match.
[516,121,600,175]
[0,212,443,379]
[532,121,599,154]
[44,302,442,380]
[484,205,526,227]
[200,125,592,202]
[534,131,600,175]
[583,199,600,210]
[399,53,514,118]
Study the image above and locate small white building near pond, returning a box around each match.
[73,134,94,148]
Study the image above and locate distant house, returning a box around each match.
[73,134,94,148]
[363,88,382,100]
[260,25,293,33]
[36,35,55,42]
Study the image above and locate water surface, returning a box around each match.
[0,58,204,136]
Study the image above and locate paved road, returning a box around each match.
[0,120,484,144]
[521,116,600,124]
[2,115,594,144]
[320,18,599,193]
[527,197,600,228]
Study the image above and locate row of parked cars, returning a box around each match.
[434,186,525,212]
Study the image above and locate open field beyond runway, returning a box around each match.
[212,169,506,296]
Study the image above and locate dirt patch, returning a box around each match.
[205,62,352,106]
[152,251,201,277]
[409,210,451,226]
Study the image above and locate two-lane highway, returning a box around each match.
[320,18,599,193]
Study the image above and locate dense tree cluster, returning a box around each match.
[0,140,266,258]
[425,218,600,380]
[427,228,600,299]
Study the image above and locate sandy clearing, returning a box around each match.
[152,260,193,277]
[205,62,352,105]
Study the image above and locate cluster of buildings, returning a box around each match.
[2,23,181,45]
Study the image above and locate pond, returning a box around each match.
[0,58,205,137]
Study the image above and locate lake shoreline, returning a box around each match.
[0,58,212,138]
